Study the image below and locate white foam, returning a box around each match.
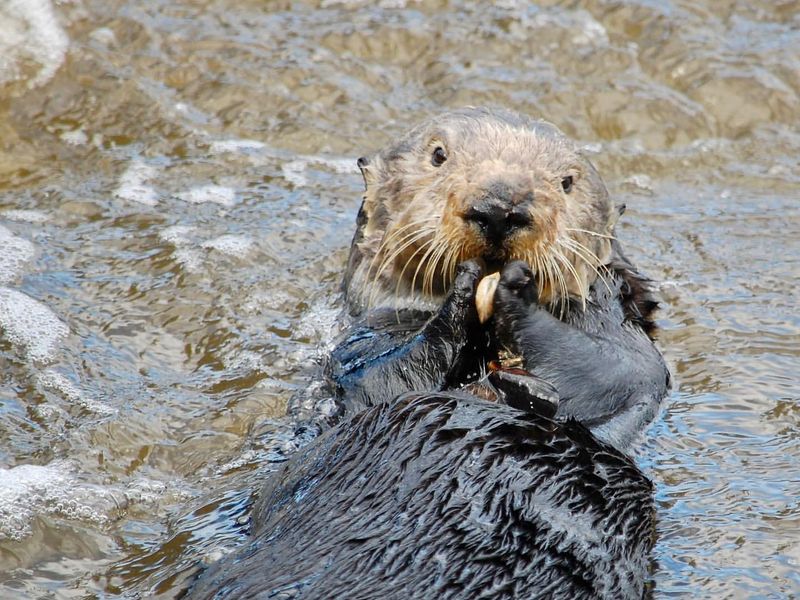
[581,142,604,154]
[295,299,343,352]
[159,226,205,271]
[570,12,609,46]
[60,128,88,146]
[209,139,266,154]
[281,159,308,186]
[176,185,236,208]
[0,225,36,284]
[88,26,116,47]
[312,156,356,174]
[281,155,357,187]
[159,225,197,246]
[0,0,69,87]
[222,350,263,372]
[201,234,254,257]
[2,209,50,223]
[0,463,70,541]
[114,160,159,206]
[0,287,68,363]
[623,174,654,191]
[690,138,729,153]
[32,401,69,423]
[36,369,115,415]
[321,0,419,7]
[0,461,119,541]
[242,288,296,314]
[123,478,168,505]
[215,449,259,476]
[173,248,204,273]
[0,464,183,542]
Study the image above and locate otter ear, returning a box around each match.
[355,154,384,237]
[608,202,626,230]
[356,155,376,190]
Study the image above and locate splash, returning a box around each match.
[0,0,69,87]
[114,160,160,206]
[0,287,69,364]
[0,225,36,284]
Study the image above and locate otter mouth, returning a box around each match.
[477,254,509,275]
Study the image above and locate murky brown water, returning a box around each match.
[0,0,798,597]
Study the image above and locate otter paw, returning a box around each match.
[450,260,483,304]
[495,260,538,309]
[430,260,483,332]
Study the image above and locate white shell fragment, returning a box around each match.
[475,272,500,323]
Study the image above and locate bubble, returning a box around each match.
[176,185,236,208]
[114,160,159,206]
[209,139,266,154]
[281,159,308,186]
[0,225,36,284]
[623,174,655,192]
[0,463,187,541]
[201,234,255,257]
[570,13,609,46]
[123,478,168,505]
[173,248,204,272]
[0,463,72,541]
[0,0,69,87]
[1,209,50,223]
[281,155,357,187]
[88,26,116,47]
[159,225,197,246]
[222,350,263,372]
[0,287,68,363]
[242,288,296,314]
[294,299,342,352]
[36,369,116,415]
[60,129,88,146]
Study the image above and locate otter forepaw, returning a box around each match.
[443,260,482,316]
[421,259,483,344]
[495,260,538,310]
[490,260,539,347]
[453,260,482,295]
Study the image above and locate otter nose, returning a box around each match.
[464,194,532,242]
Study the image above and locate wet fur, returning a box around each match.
[190,393,655,600]
[190,108,669,600]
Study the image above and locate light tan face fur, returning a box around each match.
[344,107,620,314]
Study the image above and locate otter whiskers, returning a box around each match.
[366,216,438,309]
[565,227,616,241]
[551,249,589,308]
[558,236,613,295]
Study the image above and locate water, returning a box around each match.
[0,0,798,597]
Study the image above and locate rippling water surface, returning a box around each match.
[0,0,798,597]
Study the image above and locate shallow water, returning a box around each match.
[0,0,798,597]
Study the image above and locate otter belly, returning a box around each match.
[190,392,655,600]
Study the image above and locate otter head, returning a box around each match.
[344,107,620,315]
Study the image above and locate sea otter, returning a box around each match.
[189,108,669,599]
[331,107,668,449]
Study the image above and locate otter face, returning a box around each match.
[345,107,620,315]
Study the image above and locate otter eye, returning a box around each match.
[431,146,448,167]
[561,176,573,193]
